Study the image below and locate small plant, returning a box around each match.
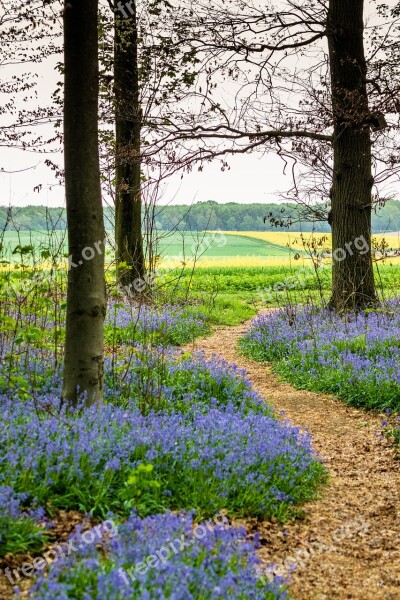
[381,411,400,450]
[118,464,162,513]
[0,487,48,557]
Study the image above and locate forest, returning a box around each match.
[1,1,400,599]
[3,198,400,232]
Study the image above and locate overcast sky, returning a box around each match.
[0,142,293,208]
[1,0,398,208]
[0,56,293,210]
[0,2,305,209]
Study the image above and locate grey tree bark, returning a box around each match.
[62,0,107,405]
[327,0,378,311]
[114,0,145,292]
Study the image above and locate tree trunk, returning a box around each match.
[63,0,106,406]
[114,0,145,292]
[327,0,378,311]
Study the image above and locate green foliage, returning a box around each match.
[114,464,163,515]
[206,294,257,326]
[0,516,48,557]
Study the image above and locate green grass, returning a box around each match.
[156,263,400,328]
[0,229,294,263]
[3,253,400,333]
[0,516,48,557]
[2,227,400,334]
[170,263,400,293]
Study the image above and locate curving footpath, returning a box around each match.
[185,318,400,600]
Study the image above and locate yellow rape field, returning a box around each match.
[217,231,400,251]
[220,231,330,251]
[199,231,400,267]
[158,255,314,268]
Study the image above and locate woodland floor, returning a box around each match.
[185,314,400,600]
[2,315,400,600]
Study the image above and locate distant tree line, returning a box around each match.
[1,199,400,234]
[0,206,112,232]
[154,200,400,233]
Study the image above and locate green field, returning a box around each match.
[0,230,294,264]
[154,231,292,258]
[0,230,68,264]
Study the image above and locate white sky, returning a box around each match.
[0,144,293,208]
[0,0,398,208]
[0,2,301,209]
[0,62,293,210]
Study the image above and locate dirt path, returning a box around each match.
[186,319,400,600]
